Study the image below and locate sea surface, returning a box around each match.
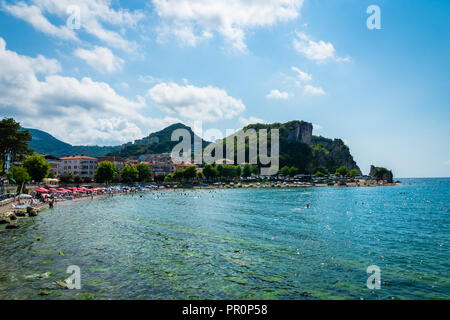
[0,178,449,300]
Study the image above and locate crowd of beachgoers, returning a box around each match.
[0,177,398,229]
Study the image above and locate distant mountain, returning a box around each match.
[23,128,119,157]
[107,123,210,158]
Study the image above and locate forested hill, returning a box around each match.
[23,128,118,157]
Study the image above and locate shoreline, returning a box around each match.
[0,181,399,216]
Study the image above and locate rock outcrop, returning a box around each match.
[369,165,393,183]
[287,121,313,145]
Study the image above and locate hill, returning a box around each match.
[216,120,361,175]
[107,123,210,157]
[23,128,118,157]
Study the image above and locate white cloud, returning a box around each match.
[0,37,180,145]
[239,116,266,127]
[266,89,289,100]
[74,46,124,73]
[153,0,304,52]
[2,0,143,52]
[303,84,326,96]
[293,31,350,63]
[147,82,245,122]
[313,123,322,130]
[2,2,77,40]
[291,66,311,82]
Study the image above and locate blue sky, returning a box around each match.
[0,0,448,177]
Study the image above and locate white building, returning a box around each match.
[58,155,98,179]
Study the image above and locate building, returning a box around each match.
[44,155,61,176]
[58,155,98,179]
[97,157,126,171]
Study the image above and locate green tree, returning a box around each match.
[349,169,359,178]
[235,165,242,177]
[183,166,197,181]
[7,166,31,185]
[316,166,329,175]
[22,153,50,182]
[288,166,299,177]
[164,173,174,182]
[203,164,218,181]
[0,118,32,174]
[315,171,325,177]
[173,169,184,181]
[136,163,153,182]
[242,164,252,177]
[197,171,204,181]
[335,166,350,177]
[60,172,74,183]
[74,175,83,183]
[47,171,56,179]
[216,164,224,178]
[251,165,259,175]
[94,161,118,183]
[121,164,139,183]
[279,166,290,176]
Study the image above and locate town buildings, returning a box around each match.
[58,155,98,179]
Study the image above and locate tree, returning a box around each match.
[279,166,290,176]
[251,165,259,175]
[288,166,299,177]
[316,166,329,175]
[235,165,242,177]
[242,164,252,177]
[349,169,359,178]
[173,169,184,181]
[7,166,30,185]
[47,171,56,179]
[202,164,218,181]
[164,173,174,182]
[183,166,197,181]
[136,163,153,182]
[74,175,83,183]
[121,164,139,183]
[0,118,32,175]
[94,161,118,183]
[60,172,74,183]
[22,153,50,182]
[197,171,204,181]
[335,166,350,177]
[315,171,325,177]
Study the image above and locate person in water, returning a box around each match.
[306,202,310,208]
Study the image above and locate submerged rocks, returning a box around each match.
[27,206,39,217]
[0,217,10,224]
[14,210,26,217]
[5,223,19,229]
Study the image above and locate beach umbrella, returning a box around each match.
[37,187,49,192]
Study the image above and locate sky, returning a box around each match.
[0,0,449,177]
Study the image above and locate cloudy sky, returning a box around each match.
[0,0,449,177]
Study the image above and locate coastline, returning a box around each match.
[0,180,399,217]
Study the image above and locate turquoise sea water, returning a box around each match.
[0,178,449,300]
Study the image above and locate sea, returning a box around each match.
[0,178,448,299]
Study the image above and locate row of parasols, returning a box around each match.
[35,187,106,198]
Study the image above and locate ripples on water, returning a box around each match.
[0,178,449,299]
